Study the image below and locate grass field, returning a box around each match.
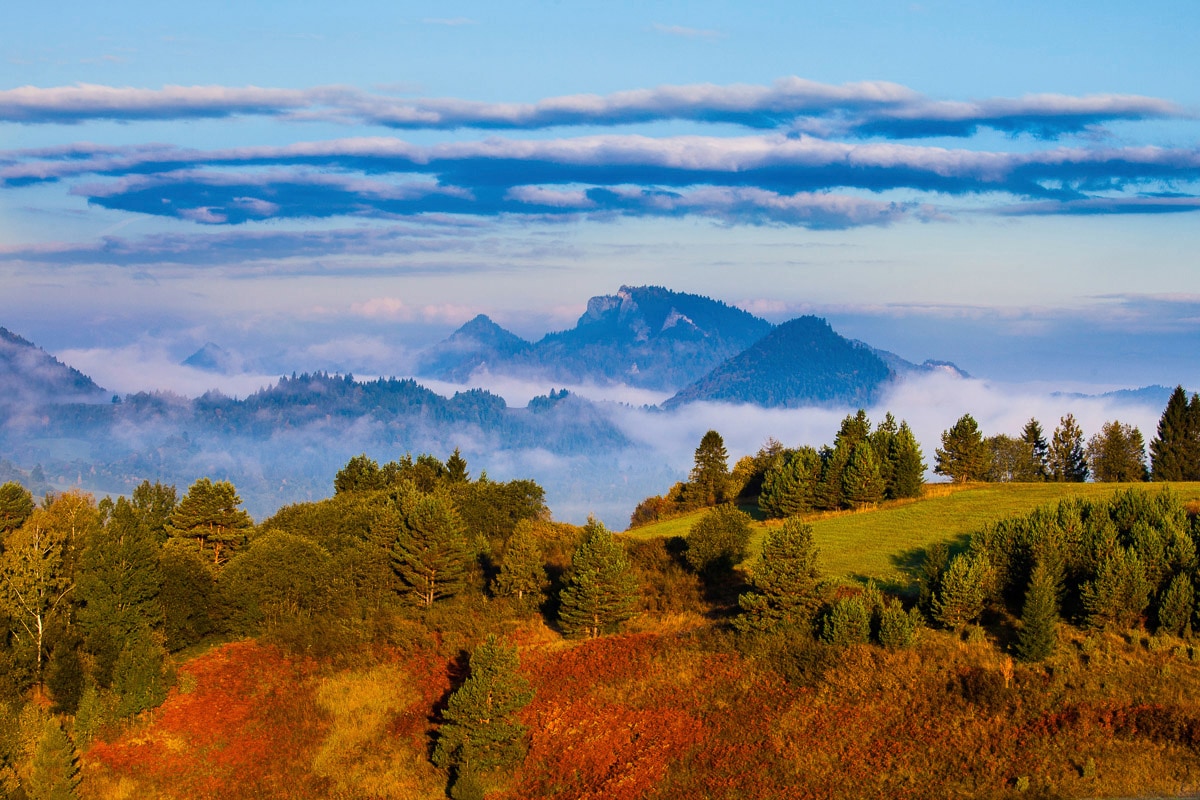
[623,482,1200,591]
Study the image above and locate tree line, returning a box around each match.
[630,409,927,527]
[934,385,1200,485]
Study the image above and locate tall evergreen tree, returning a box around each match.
[433,635,534,781]
[934,414,988,483]
[870,413,899,497]
[1087,421,1148,482]
[492,521,548,604]
[27,717,80,800]
[166,478,253,566]
[1015,560,1059,662]
[558,519,638,638]
[158,540,215,652]
[333,454,385,494]
[932,553,994,632]
[130,480,177,542]
[112,626,169,718]
[446,448,471,483]
[1150,386,1200,481]
[1021,418,1050,480]
[735,518,822,633]
[842,441,885,509]
[1048,414,1089,482]
[389,490,472,608]
[758,447,822,518]
[889,422,926,499]
[817,411,871,509]
[77,497,163,686]
[689,430,730,507]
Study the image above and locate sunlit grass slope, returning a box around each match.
[624,482,1200,588]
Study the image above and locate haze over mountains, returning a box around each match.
[1,285,1176,524]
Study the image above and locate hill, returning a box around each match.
[416,314,533,382]
[664,315,894,408]
[0,326,106,406]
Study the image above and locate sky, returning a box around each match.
[4,0,1200,396]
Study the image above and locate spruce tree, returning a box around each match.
[558,519,638,638]
[446,448,471,483]
[842,441,885,509]
[1015,561,1058,662]
[493,521,548,605]
[1020,418,1050,480]
[735,518,822,633]
[1156,572,1194,637]
[1048,414,1088,482]
[934,414,988,483]
[1150,386,1200,481]
[817,411,871,509]
[433,635,534,774]
[27,717,80,800]
[113,626,169,718]
[689,430,730,507]
[889,422,926,499]
[78,497,163,686]
[758,447,822,518]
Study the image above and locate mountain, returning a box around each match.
[0,326,106,407]
[416,315,532,382]
[664,315,895,409]
[183,342,240,374]
[418,286,774,390]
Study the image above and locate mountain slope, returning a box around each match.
[664,315,894,409]
[416,314,532,382]
[0,326,106,406]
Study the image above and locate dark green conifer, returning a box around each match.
[1150,386,1200,481]
[390,490,472,608]
[1157,572,1195,637]
[842,441,885,509]
[889,421,926,499]
[735,518,822,633]
[433,635,534,773]
[28,717,80,800]
[1015,561,1059,662]
[493,521,548,605]
[558,519,638,638]
[935,414,989,483]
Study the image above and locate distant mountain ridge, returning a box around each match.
[0,326,107,406]
[664,316,895,409]
[417,285,773,390]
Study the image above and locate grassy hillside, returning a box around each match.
[625,482,1200,589]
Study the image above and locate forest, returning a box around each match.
[3,388,1200,798]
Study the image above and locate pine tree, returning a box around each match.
[934,414,988,483]
[433,635,534,774]
[1150,386,1200,481]
[390,490,472,608]
[1081,548,1152,631]
[166,478,253,565]
[1048,414,1088,482]
[877,598,922,649]
[27,717,80,800]
[932,553,994,632]
[1015,561,1058,662]
[1021,418,1050,480]
[841,441,885,509]
[0,482,34,533]
[817,411,871,509]
[558,519,638,638]
[889,422,926,499]
[1156,572,1194,637]
[735,518,822,633]
[689,430,730,507]
[870,413,899,497]
[493,521,548,604]
[821,595,870,646]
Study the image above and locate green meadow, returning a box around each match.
[623,482,1200,589]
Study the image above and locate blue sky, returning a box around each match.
[4,1,1200,392]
